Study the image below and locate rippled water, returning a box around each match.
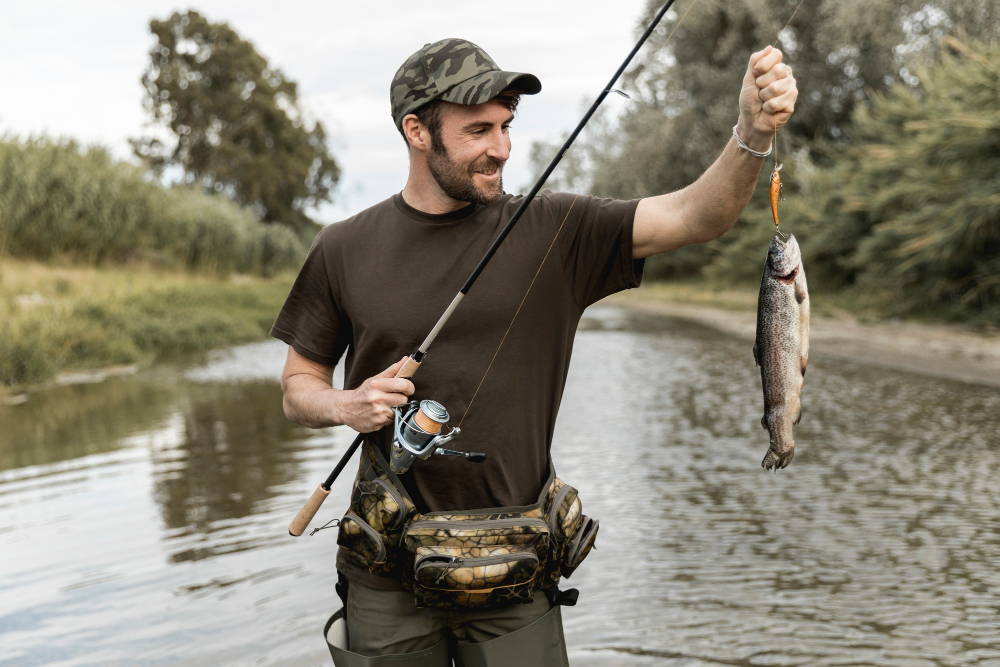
[2,308,999,666]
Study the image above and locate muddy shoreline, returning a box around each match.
[607,291,1000,388]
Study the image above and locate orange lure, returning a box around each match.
[769,162,783,227]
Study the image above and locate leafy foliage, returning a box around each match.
[526,0,1000,322]
[0,137,306,275]
[796,39,1000,322]
[133,10,339,232]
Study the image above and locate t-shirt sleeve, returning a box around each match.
[270,234,352,366]
[549,192,644,308]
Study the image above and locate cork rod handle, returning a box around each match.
[396,356,421,379]
[289,484,331,536]
[287,354,423,538]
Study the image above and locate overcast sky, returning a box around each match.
[0,0,654,223]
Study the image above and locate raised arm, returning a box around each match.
[280,347,414,432]
[632,45,797,259]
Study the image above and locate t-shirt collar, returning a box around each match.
[393,193,480,225]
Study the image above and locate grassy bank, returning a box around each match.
[0,258,292,389]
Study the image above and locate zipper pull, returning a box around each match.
[435,556,460,584]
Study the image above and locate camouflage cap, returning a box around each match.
[391,38,541,134]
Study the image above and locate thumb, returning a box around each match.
[377,356,408,378]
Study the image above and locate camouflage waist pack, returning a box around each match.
[336,440,599,611]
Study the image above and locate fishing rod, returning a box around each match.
[288,0,680,537]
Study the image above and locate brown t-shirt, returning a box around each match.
[271,190,642,589]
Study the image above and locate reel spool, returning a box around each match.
[389,399,485,474]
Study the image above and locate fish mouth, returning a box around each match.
[774,264,800,284]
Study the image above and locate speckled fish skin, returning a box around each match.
[753,234,810,471]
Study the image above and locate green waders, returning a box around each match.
[324,606,569,666]
[323,578,574,666]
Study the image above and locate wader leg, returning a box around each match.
[324,609,451,667]
[451,606,569,667]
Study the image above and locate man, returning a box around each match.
[273,38,796,664]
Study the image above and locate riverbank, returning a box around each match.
[0,258,293,396]
[608,283,1000,388]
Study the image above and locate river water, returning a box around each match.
[2,306,999,666]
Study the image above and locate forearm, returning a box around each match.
[633,119,769,258]
[282,373,349,429]
[679,121,769,243]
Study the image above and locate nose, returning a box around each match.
[485,126,511,162]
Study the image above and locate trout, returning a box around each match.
[753,234,809,471]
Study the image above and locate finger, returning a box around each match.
[755,62,791,89]
[370,377,415,396]
[379,392,410,408]
[759,76,794,103]
[376,356,408,378]
[762,90,796,116]
[748,45,773,75]
[752,47,783,77]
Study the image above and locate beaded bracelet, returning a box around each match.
[732,124,772,158]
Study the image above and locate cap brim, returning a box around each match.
[439,70,542,107]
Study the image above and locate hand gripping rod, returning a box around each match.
[288,0,678,537]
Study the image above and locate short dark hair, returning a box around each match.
[406,91,522,152]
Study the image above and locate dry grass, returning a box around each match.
[0,257,293,389]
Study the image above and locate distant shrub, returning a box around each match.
[791,40,1000,323]
[0,137,307,274]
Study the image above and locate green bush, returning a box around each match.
[795,41,1000,323]
[0,137,307,275]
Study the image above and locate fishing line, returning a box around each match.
[588,0,704,166]
[772,0,806,49]
[458,0,707,426]
[457,196,579,428]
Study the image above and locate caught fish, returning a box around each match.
[753,234,809,471]
[769,163,783,227]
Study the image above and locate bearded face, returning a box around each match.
[425,144,505,205]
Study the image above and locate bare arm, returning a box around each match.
[633,45,798,258]
[280,346,414,432]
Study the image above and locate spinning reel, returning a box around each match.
[389,399,486,474]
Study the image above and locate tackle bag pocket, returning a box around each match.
[354,476,410,533]
[546,480,584,542]
[336,512,386,571]
[403,516,550,551]
[412,545,539,610]
[561,516,599,578]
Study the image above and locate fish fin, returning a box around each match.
[794,409,802,426]
[795,278,806,304]
[761,415,768,430]
[801,352,808,377]
[753,344,760,367]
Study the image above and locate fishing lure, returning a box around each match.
[769,162,783,228]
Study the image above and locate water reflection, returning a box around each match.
[151,382,307,561]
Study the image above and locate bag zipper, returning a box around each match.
[371,477,408,530]
[343,512,387,564]
[404,516,548,539]
[547,483,575,537]
[415,552,540,584]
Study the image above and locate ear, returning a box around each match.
[401,114,430,152]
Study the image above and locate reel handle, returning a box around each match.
[436,448,486,463]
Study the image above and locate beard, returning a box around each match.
[426,146,505,205]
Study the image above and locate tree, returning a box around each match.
[794,39,1000,323]
[529,0,1000,281]
[132,10,339,233]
